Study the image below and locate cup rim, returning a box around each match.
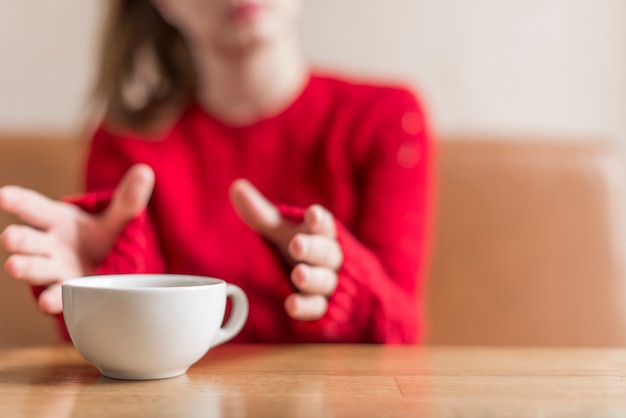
[62,274,225,291]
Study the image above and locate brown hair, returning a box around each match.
[93,0,196,130]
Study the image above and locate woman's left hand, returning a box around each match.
[229,179,343,321]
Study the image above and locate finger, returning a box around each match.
[284,293,328,321]
[38,283,63,315]
[288,233,343,270]
[103,164,155,232]
[229,179,293,244]
[304,204,336,238]
[291,263,338,296]
[0,186,67,231]
[1,224,53,256]
[5,255,64,286]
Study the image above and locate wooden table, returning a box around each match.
[2,344,626,417]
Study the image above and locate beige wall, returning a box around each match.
[0,0,626,142]
[300,0,626,143]
[1,0,625,144]
[0,1,102,131]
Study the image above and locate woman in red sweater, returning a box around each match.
[0,0,432,343]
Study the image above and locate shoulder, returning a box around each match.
[309,72,426,117]
[309,72,429,143]
[308,72,429,145]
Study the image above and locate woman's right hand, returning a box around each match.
[0,164,155,315]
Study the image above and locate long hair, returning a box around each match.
[93,0,196,130]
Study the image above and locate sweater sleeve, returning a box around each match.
[287,87,433,344]
[81,127,167,276]
[65,193,166,277]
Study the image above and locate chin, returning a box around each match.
[221,24,278,51]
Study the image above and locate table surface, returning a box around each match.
[2,344,626,418]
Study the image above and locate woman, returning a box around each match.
[0,0,432,343]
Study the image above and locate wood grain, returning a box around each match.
[2,344,626,417]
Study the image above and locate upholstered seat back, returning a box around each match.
[426,140,626,346]
[1,136,625,347]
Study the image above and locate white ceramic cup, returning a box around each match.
[62,274,248,380]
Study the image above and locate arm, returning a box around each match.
[296,88,432,343]
[25,128,166,340]
[0,163,156,342]
[231,88,433,343]
[80,127,167,276]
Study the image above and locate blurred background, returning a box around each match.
[1,0,626,347]
[2,0,625,142]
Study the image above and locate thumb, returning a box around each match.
[229,179,293,245]
[38,282,63,315]
[103,164,155,231]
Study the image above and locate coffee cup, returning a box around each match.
[62,274,248,380]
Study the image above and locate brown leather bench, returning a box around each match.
[1,135,625,347]
[427,139,626,346]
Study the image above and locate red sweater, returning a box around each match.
[59,74,432,344]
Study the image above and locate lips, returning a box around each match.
[231,2,263,21]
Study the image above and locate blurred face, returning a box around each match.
[152,0,302,52]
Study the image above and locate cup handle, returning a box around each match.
[212,284,249,347]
